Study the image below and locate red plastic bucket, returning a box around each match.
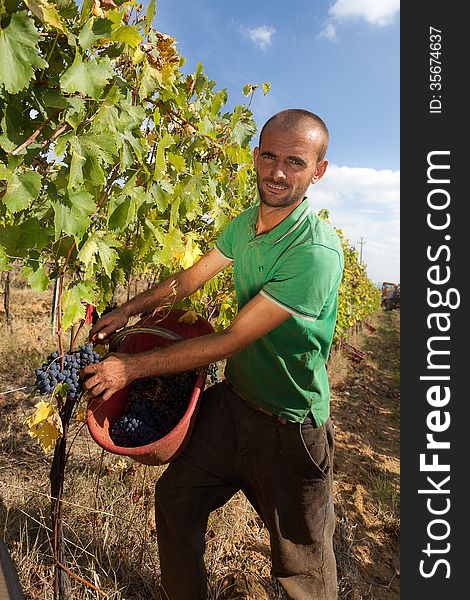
[86,309,214,465]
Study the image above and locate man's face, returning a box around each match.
[253,124,328,209]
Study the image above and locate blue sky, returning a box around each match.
[152,0,400,283]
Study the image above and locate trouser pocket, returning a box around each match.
[278,419,330,481]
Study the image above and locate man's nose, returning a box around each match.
[271,160,287,180]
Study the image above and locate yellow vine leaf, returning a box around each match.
[26,400,63,453]
[178,310,198,324]
[176,237,202,270]
[75,401,87,423]
[25,0,66,33]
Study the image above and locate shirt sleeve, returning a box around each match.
[261,244,343,320]
[215,218,235,260]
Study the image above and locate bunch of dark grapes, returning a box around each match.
[207,363,219,384]
[91,302,118,326]
[35,343,101,398]
[110,371,198,447]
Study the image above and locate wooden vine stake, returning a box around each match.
[2,270,12,325]
[49,272,69,599]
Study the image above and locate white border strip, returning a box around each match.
[260,290,318,322]
[213,245,234,261]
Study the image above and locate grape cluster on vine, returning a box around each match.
[110,371,198,447]
[35,343,101,399]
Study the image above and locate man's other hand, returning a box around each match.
[89,307,129,343]
[81,353,137,400]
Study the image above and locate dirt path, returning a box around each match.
[331,310,400,599]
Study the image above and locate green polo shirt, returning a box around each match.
[215,197,344,425]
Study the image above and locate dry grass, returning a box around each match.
[1,282,286,599]
[1,282,399,599]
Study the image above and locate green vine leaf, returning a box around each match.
[78,17,113,50]
[62,279,96,330]
[78,231,120,278]
[111,25,142,48]
[24,263,50,292]
[0,11,48,94]
[52,188,96,241]
[2,171,42,213]
[59,52,114,100]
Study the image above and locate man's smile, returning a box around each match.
[264,181,289,192]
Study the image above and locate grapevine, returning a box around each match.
[318,209,381,344]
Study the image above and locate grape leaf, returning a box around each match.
[26,400,63,454]
[52,188,96,241]
[77,236,98,273]
[139,62,162,100]
[160,227,184,265]
[0,11,48,94]
[0,245,10,270]
[25,0,67,33]
[168,152,186,172]
[108,196,131,231]
[231,118,257,147]
[53,0,79,19]
[112,25,142,48]
[40,88,69,109]
[0,219,51,256]
[146,0,156,29]
[178,236,202,269]
[60,53,114,100]
[78,17,113,49]
[75,399,87,423]
[262,81,271,95]
[2,171,42,213]
[154,132,174,179]
[178,310,198,324]
[24,264,50,292]
[62,279,96,330]
[68,132,117,188]
[78,231,120,278]
[95,232,120,277]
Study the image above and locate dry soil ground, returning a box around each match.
[0,286,399,599]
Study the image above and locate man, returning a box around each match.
[84,109,344,599]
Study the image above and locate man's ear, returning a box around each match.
[253,146,260,167]
[310,159,328,185]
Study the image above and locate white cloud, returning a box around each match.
[307,164,400,284]
[317,22,337,41]
[329,0,400,26]
[243,25,276,51]
[319,0,399,40]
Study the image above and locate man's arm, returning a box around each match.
[82,293,292,400]
[89,248,232,342]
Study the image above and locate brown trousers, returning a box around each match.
[155,381,337,600]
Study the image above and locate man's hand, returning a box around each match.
[81,353,138,400]
[89,307,129,343]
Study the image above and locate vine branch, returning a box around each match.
[11,110,61,156]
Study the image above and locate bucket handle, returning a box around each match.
[109,325,183,352]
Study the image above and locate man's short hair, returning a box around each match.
[259,109,330,162]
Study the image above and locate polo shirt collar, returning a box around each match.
[250,196,312,244]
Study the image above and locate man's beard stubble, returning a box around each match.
[257,175,306,209]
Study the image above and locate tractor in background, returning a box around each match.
[381,282,400,311]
